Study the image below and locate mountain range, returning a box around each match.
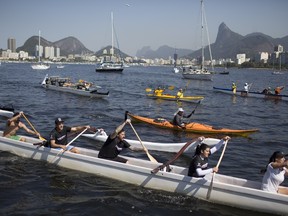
[16,22,288,60]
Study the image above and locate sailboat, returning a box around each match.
[31,30,50,70]
[95,12,124,73]
[272,54,283,75]
[182,0,213,81]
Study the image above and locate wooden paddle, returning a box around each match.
[50,128,88,163]
[128,121,158,163]
[151,137,200,174]
[206,139,229,200]
[22,113,46,141]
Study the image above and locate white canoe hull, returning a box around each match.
[0,132,287,215]
[0,109,13,118]
[82,131,221,154]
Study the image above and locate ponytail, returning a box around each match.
[194,143,210,156]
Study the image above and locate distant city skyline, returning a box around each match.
[0,0,287,56]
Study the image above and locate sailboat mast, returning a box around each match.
[111,12,114,58]
[38,30,41,63]
[201,0,204,70]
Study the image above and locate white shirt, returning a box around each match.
[261,163,286,193]
[244,85,249,92]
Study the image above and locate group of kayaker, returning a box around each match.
[2,109,288,196]
[231,82,285,95]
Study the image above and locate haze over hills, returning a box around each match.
[15,22,288,60]
[135,45,193,59]
[188,22,288,60]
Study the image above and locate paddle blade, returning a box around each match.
[145,88,152,92]
[168,86,175,90]
[206,173,215,199]
[147,151,158,163]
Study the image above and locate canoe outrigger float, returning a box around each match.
[146,94,204,103]
[127,113,259,136]
[213,86,288,101]
[82,130,220,154]
[0,132,287,215]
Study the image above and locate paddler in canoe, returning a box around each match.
[176,88,184,99]
[153,86,165,96]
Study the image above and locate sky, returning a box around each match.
[1,0,288,56]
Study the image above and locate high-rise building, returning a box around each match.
[7,38,16,52]
[274,45,283,53]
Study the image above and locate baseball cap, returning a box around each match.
[55,117,64,124]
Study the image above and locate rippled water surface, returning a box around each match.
[0,63,287,215]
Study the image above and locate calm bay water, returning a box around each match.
[0,62,287,215]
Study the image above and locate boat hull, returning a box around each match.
[31,64,50,70]
[0,132,287,215]
[213,87,288,101]
[146,94,204,103]
[41,75,109,98]
[95,68,124,72]
[128,113,258,136]
[182,71,213,81]
[95,62,124,73]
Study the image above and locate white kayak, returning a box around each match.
[83,131,228,154]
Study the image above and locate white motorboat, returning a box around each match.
[41,74,109,98]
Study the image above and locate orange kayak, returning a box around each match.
[128,113,259,136]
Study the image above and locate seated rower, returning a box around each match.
[98,119,146,163]
[176,89,184,98]
[172,107,192,129]
[188,136,231,177]
[274,86,284,95]
[154,87,164,96]
[3,111,41,142]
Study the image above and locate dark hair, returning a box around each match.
[260,151,285,174]
[117,129,125,135]
[13,112,19,117]
[194,143,210,156]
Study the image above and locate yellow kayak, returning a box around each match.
[146,94,204,103]
[128,113,259,136]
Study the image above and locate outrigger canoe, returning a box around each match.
[82,130,220,154]
[0,104,14,117]
[0,132,287,215]
[128,113,258,136]
[41,74,109,98]
[146,94,204,103]
[213,86,288,101]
